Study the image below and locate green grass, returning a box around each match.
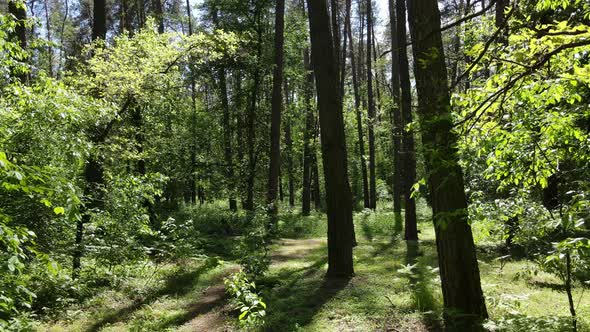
[35,203,590,331]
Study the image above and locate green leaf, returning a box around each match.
[53,207,65,215]
[239,310,249,320]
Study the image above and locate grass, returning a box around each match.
[35,201,590,331]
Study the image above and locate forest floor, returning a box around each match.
[38,212,590,332]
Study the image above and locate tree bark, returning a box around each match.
[153,0,165,33]
[267,0,286,225]
[92,0,107,40]
[302,49,314,216]
[8,0,28,83]
[388,0,402,216]
[396,0,417,240]
[366,0,377,210]
[348,0,370,209]
[406,0,488,326]
[219,67,238,212]
[307,0,354,277]
[284,80,295,208]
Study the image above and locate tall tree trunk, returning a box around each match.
[8,0,28,83]
[267,0,285,226]
[74,0,108,279]
[44,0,54,76]
[307,0,354,278]
[93,0,107,40]
[245,59,260,211]
[211,8,237,212]
[366,0,377,210]
[312,151,322,211]
[234,72,246,208]
[186,0,197,204]
[339,0,351,96]
[406,0,488,326]
[153,0,165,33]
[495,0,508,44]
[347,2,370,209]
[388,0,402,218]
[284,80,295,208]
[330,0,341,82]
[219,67,238,212]
[396,0,417,240]
[136,0,146,28]
[302,49,314,216]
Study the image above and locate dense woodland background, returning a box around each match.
[1,0,590,331]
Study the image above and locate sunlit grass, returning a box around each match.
[35,203,589,331]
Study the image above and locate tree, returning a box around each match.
[365,0,377,210]
[395,0,417,240]
[8,0,28,83]
[388,0,402,217]
[153,0,165,33]
[93,0,107,40]
[267,0,286,224]
[301,49,314,216]
[406,0,488,327]
[347,0,370,209]
[306,0,354,277]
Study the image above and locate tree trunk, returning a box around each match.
[312,151,322,211]
[44,0,54,76]
[307,0,354,278]
[284,80,295,207]
[267,0,285,226]
[396,0,417,240]
[93,0,107,40]
[406,0,488,326]
[244,8,262,211]
[339,0,351,97]
[495,0,508,44]
[8,0,28,83]
[219,67,238,212]
[366,0,377,210]
[153,0,165,33]
[330,0,341,82]
[302,49,314,216]
[348,0,370,209]
[388,0,402,217]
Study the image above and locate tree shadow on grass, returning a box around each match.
[405,240,443,331]
[260,255,349,331]
[86,258,221,332]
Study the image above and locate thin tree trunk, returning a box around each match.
[339,0,351,96]
[347,2,369,209]
[267,0,286,226]
[302,49,314,216]
[396,0,417,240]
[388,0,402,217]
[407,0,488,326]
[219,67,238,212]
[312,151,322,211]
[366,0,377,210]
[44,0,54,76]
[284,80,295,208]
[57,0,68,76]
[186,0,197,204]
[307,0,354,277]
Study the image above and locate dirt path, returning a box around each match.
[177,238,325,331]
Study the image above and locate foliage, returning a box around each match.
[224,270,267,328]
